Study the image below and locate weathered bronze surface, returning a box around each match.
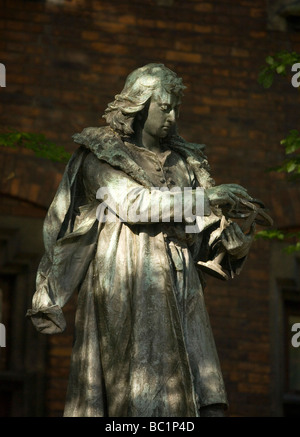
[27,64,272,417]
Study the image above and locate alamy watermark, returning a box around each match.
[96,185,205,233]
[291,63,300,88]
[0,63,6,87]
[291,323,300,348]
[0,323,6,347]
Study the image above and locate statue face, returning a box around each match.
[142,91,180,140]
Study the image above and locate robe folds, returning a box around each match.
[27,126,246,417]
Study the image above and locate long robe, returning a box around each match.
[27,126,245,417]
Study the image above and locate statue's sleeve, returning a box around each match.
[26,148,97,334]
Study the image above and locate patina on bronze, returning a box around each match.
[197,198,273,280]
[27,64,271,417]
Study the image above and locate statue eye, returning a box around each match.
[160,104,170,112]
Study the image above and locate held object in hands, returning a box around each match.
[197,197,273,280]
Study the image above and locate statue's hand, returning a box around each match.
[206,184,251,208]
[221,222,255,259]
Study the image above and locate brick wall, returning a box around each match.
[1,0,300,417]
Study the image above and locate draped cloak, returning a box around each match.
[27,126,246,417]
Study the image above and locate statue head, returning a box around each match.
[103,63,186,138]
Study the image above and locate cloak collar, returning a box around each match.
[72,126,214,189]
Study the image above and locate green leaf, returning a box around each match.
[284,242,300,254]
[287,161,297,173]
[258,69,274,88]
[255,229,285,240]
[0,130,71,163]
[276,64,286,74]
[281,130,300,154]
[258,51,300,254]
[256,229,300,255]
[259,50,300,90]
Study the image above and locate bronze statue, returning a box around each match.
[27,64,272,417]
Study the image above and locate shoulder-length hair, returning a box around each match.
[103,63,186,138]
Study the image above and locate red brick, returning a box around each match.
[90,42,128,55]
[166,51,202,63]
[191,106,211,115]
[118,15,137,25]
[237,383,267,394]
[81,30,101,41]
[194,3,214,12]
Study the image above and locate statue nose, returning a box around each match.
[167,109,176,123]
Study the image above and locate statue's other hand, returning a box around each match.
[221,222,255,259]
[206,184,252,208]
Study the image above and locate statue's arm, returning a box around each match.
[83,152,211,224]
